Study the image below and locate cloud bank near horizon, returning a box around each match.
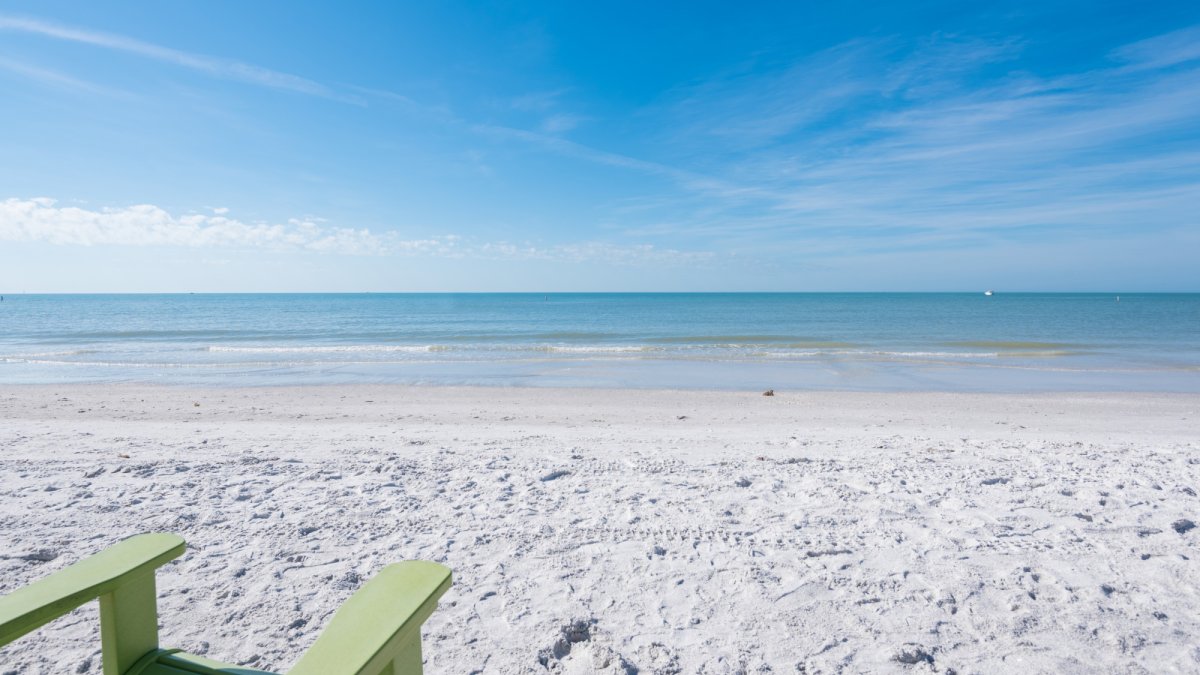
[0,198,711,266]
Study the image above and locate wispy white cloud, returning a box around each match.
[1111,25,1200,71]
[0,198,711,266]
[0,14,360,103]
[503,89,587,135]
[473,122,686,178]
[657,40,882,150]
[476,241,713,266]
[540,113,585,134]
[556,26,1200,256]
[0,55,129,96]
[470,122,782,205]
[510,89,570,112]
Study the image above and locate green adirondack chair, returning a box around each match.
[0,533,451,675]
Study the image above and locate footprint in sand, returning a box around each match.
[537,619,636,674]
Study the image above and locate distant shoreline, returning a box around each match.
[4,291,1197,295]
[3,381,1198,424]
[5,380,1200,396]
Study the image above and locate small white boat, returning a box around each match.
[984,290,994,296]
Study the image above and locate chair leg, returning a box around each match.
[390,636,423,675]
[98,571,159,675]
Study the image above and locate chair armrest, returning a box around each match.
[288,561,451,675]
[0,533,185,646]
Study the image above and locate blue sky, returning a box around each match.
[0,1,1197,292]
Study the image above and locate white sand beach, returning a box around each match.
[1,385,1198,674]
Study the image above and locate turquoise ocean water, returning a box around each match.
[0,293,1197,391]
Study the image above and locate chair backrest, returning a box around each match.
[1,534,452,675]
[0,533,185,675]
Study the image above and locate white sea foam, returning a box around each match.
[760,349,1003,359]
[5,358,306,368]
[206,344,442,354]
[3,349,99,358]
[535,345,654,353]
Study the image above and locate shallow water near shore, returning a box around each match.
[1,292,1197,390]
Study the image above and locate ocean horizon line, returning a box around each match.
[2,290,1196,296]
